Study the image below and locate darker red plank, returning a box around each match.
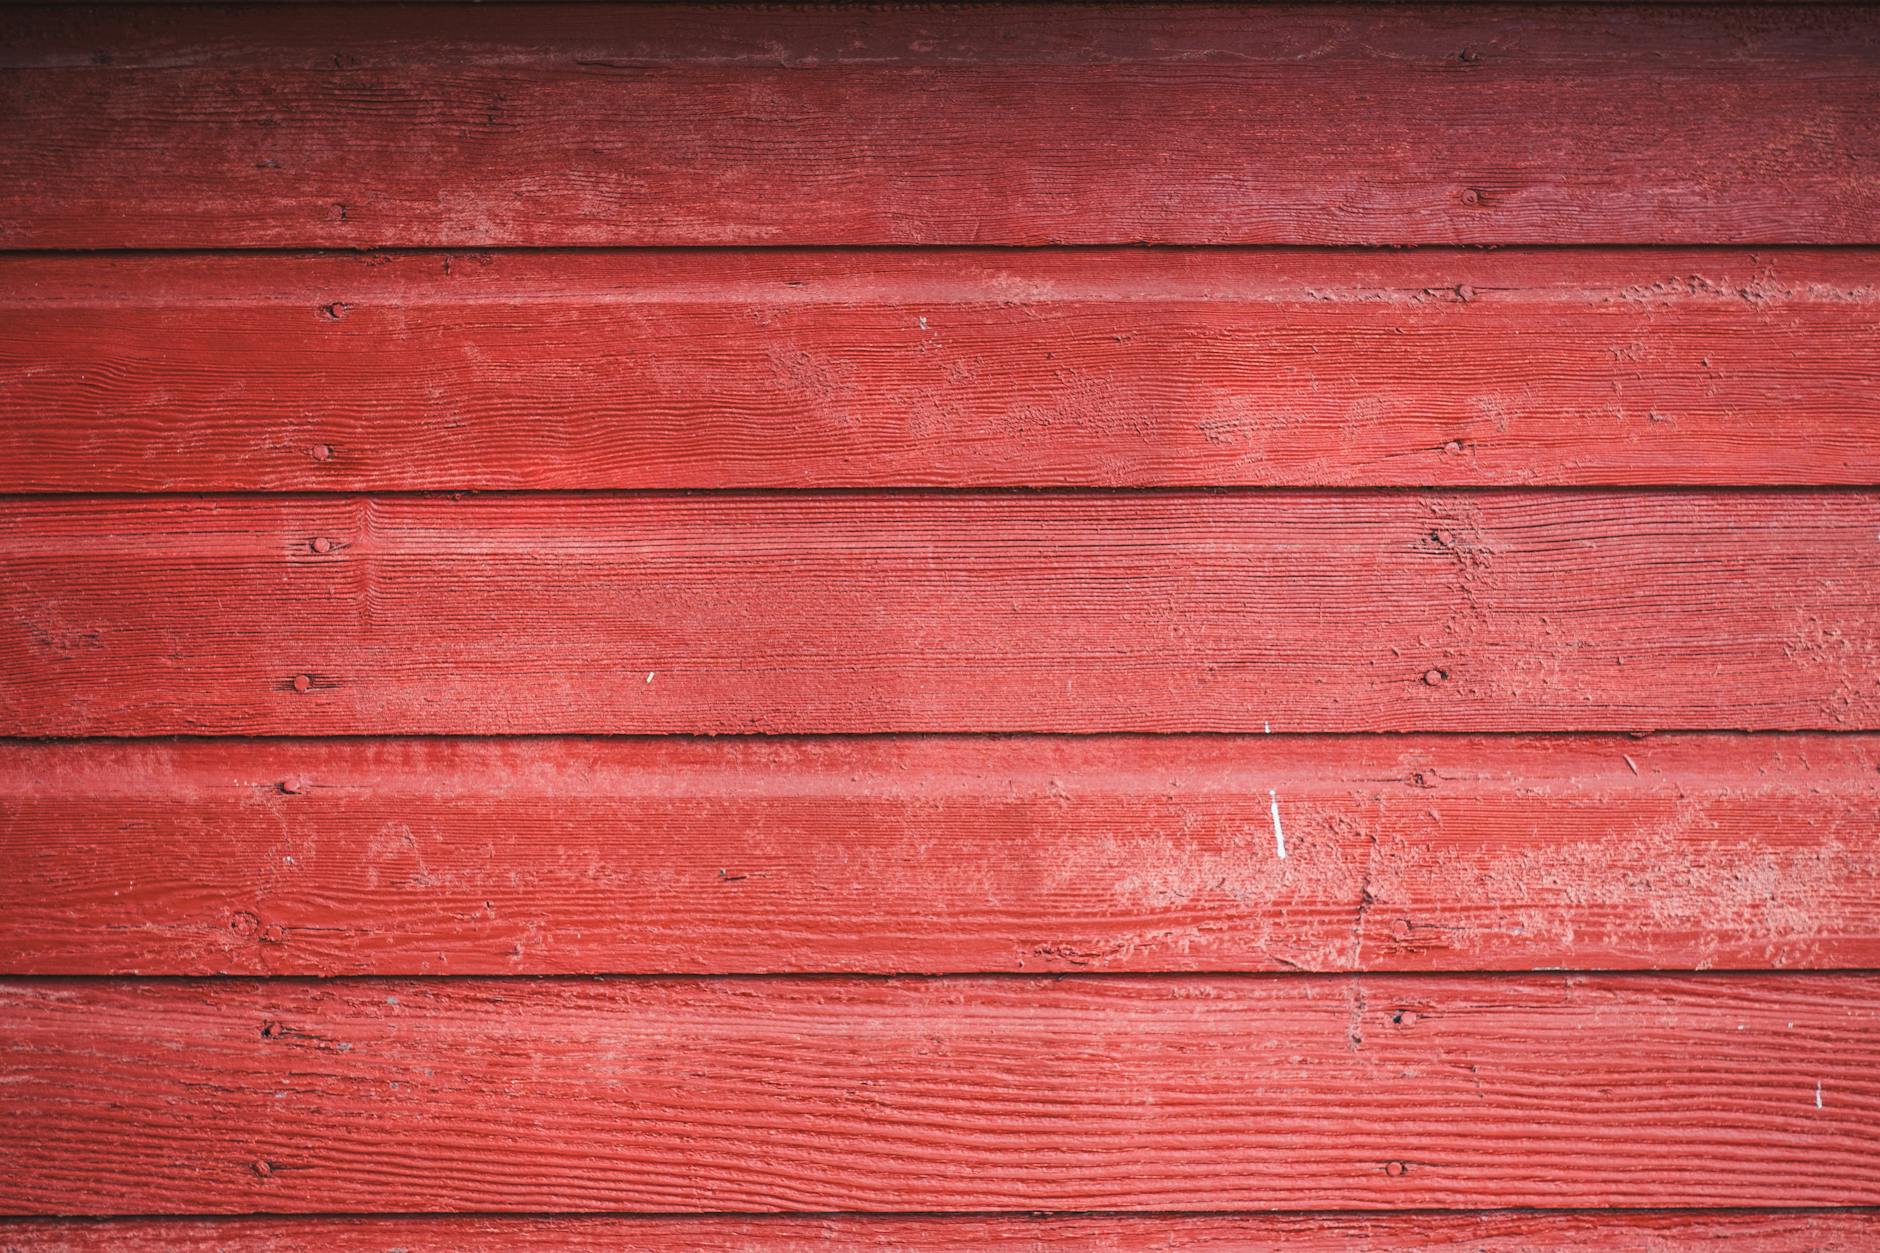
[3,5,1876,247]
[4,1211,1878,1251]
[3,734,1876,976]
[3,249,1878,490]
[2,491,1875,735]
[2,974,1875,1213]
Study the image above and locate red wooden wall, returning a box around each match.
[2,3,1878,1247]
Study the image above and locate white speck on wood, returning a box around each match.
[1269,788,1286,860]
[1818,1080,1824,1108]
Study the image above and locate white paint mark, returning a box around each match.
[1269,788,1287,859]
[1264,721,1271,734]
[1817,1081,1824,1109]
[917,316,929,330]
[646,671,655,683]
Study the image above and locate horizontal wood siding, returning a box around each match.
[2,1,1874,1236]
[2,734,1875,976]
[3,974,1876,1214]
[3,6,1877,247]
[3,250,1877,490]
[3,491,1875,735]
[7,1211,1880,1251]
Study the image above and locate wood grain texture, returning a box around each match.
[5,1211,1879,1251]
[3,974,1877,1214]
[3,734,1877,977]
[3,491,1877,736]
[3,5,1877,247]
[5,249,1879,490]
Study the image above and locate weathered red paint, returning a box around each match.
[2,250,1876,490]
[4,1211,1878,1251]
[2,974,1876,1214]
[3,491,1875,735]
[2,734,1875,977]
[3,6,1877,247]
[2,0,1874,1233]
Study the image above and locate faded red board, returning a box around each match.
[6,0,1880,1234]
[1,974,1875,1214]
[3,6,1878,247]
[3,492,1876,736]
[4,249,1878,490]
[3,1211,1877,1251]
[3,735,1876,977]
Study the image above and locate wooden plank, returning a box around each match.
[2,974,1876,1213]
[3,734,1876,977]
[3,6,1877,247]
[4,249,1879,490]
[2,491,1876,736]
[4,1211,1878,1251]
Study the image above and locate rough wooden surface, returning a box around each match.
[6,0,1878,1230]
[3,491,1876,736]
[3,734,1876,977]
[4,249,1878,490]
[5,1211,1879,1251]
[2,974,1876,1214]
[4,5,1877,247]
